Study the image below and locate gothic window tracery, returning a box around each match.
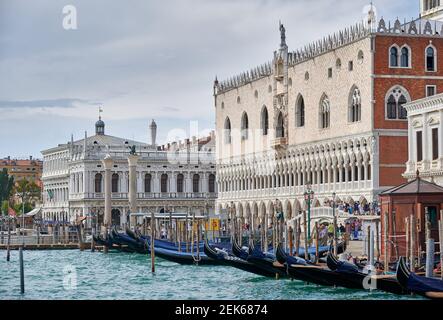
[319,94,330,129]
[385,86,410,120]
[349,87,361,122]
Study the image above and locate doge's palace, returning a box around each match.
[214,6,443,235]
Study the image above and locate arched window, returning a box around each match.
[224,117,231,144]
[385,86,410,120]
[276,111,285,138]
[320,94,330,129]
[261,106,269,135]
[111,173,119,193]
[193,174,200,193]
[349,87,361,122]
[401,47,409,67]
[398,95,408,119]
[387,95,397,119]
[426,46,436,72]
[176,174,184,193]
[161,174,168,193]
[208,174,215,193]
[94,173,102,193]
[296,95,305,127]
[241,112,249,140]
[390,46,398,67]
[144,174,151,193]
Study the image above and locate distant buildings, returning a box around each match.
[41,116,217,225]
[0,156,43,188]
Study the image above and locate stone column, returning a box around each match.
[423,113,430,170]
[128,154,140,227]
[407,117,414,172]
[102,155,113,231]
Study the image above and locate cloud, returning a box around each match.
[0,0,419,158]
[0,98,101,109]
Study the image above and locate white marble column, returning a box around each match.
[128,154,140,226]
[423,113,430,170]
[102,155,113,228]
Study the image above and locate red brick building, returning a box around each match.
[379,175,443,262]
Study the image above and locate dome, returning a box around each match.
[95,118,105,135]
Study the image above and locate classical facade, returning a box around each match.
[213,7,443,232]
[41,117,216,225]
[421,0,443,21]
[403,93,443,185]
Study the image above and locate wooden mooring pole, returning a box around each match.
[19,246,24,294]
[425,208,434,278]
[6,217,11,262]
[405,217,409,265]
[410,213,416,272]
[151,211,155,273]
[303,210,309,261]
[315,222,319,264]
[295,217,300,257]
[288,225,293,256]
[384,211,389,273]
[375,219,380,263]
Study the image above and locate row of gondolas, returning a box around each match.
[93,228,443,300]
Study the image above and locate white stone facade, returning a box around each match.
[41,119,217,226]
[214,23,379,226]
[404,93,443,185]
[421,0,443,21]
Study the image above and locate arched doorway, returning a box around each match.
[111,209,121,226]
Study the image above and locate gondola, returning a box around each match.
[396,256,443,300]
[291,241,347,258]
[276,243,337,286]
[204,240,276,277]
[151,245,221,265]
[126,229,209,252]
[92,233,136,253]
[245,242,288,278]
[327,251,408,295]
[110,228,147,254]
[277,243,365,288]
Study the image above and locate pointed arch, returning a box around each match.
[260,106,269,136]
[241,112,249,140]
[426,44,437,72]
[224,117,231,144]
[319,94,330,129]
[349,86,361,123]
[389,45,399,67]
[276,111,285,138]
[296,94,305,127]
[385,85,411,120]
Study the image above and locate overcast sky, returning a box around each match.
[0,0,418,159]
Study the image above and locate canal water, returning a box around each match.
[0,250,423,300]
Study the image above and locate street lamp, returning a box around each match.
[303,181,314,242]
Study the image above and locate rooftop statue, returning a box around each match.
[129,145,137,155]
[279,22,286,47]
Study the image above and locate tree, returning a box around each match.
[1,200,9,216]
[13,178,41,215]
[0,168,14,208]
